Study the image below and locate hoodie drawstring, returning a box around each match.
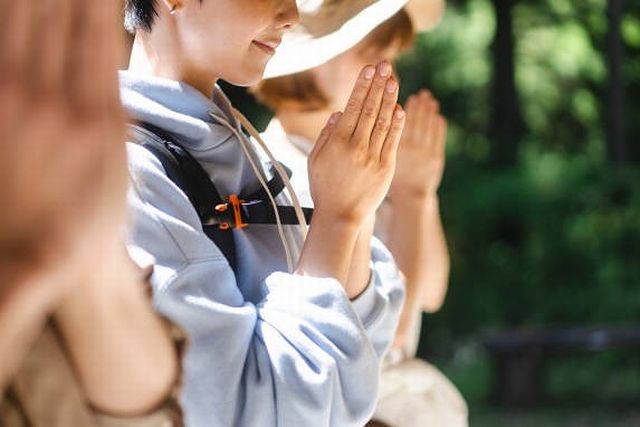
[231,108,309,235]
[209,110,299,273]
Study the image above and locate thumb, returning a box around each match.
[310,112,342,160]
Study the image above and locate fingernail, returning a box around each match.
[395,107,405,119]
[328,113,339,124]
[386,79,398,93]
[379,61,392,77]
[363,66,375,80]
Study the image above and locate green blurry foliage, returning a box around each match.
[624,1,640,161]
[392,0,640,353]
[433,157,640,339]
[396,0,495,163]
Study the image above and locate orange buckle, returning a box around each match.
[228,194,248,229]
[215,203,230,230]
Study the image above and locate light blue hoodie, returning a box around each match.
[121,71,405,427]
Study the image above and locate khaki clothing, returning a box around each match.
[374,358,468,427]
[1,325,182,427]
[374,307,468,426]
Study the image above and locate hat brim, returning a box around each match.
[263,0,408,79]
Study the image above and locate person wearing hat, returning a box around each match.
[119,0,414,425]
[254,1,468,425]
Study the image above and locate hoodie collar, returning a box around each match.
[119,70,237,151]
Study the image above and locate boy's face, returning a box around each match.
[178,0,299,87]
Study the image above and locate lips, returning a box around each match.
[252,39,281,55]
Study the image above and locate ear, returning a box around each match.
[159,0,183,15]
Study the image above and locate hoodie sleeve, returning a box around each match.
[353,236,407,356]
[126,143,404,427]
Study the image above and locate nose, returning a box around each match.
[276,0,300,30]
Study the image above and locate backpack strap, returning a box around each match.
[128,122,314,273]
[129,122,240,272]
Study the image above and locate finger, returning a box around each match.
[427,99,442,152]
[31,0,74,95]
[404,94,418,114]
[418,91,437,146]
[66,0,126,207]
[402,95,419,143]
[426,95,440,138]
[408,95,423,144]
[98,1,126,109]
[0,0,16,39]
[416,89,432,117]
[411,91,430,142]
[311,112,342,160]
[351,61,394,147]
[434,115,448,156]
[334,65,376,140]
[380,105,406,166]
[369,76,399,156]
[68,0,121,114]
[0,1,32,85]
[97,122,129,227]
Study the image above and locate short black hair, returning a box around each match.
[124,0,205,33]
[123,0,159,33]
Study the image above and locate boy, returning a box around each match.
[122,0,407,425]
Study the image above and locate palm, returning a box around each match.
[390,90,447,200]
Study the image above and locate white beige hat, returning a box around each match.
[263,0,445,79]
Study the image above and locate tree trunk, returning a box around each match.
[489,0,525,167]
[606,0,627,163]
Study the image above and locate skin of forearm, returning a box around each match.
[387,195,450,315]
[54,246,178,416]
[344,214,375,300]
[0,277,56,392]
[295,209,364,297]
[420,198,451,312]
[0,250,84,391]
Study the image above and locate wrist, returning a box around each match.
[389,181,439,200]
[295,209,362,283]
[311,206,366,233]
[388,191,439,209]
